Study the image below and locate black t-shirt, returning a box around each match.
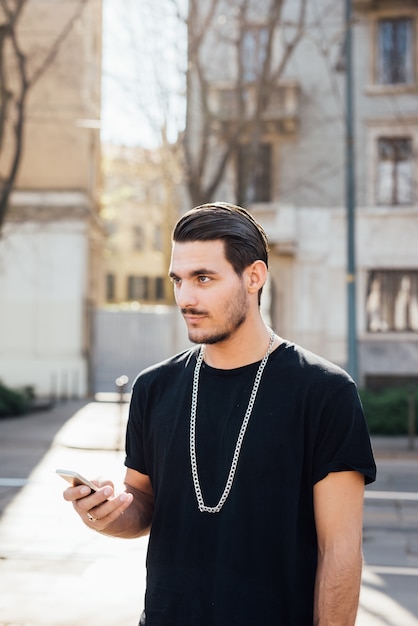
[125,341,376,626]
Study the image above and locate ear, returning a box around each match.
[244,260,268,295]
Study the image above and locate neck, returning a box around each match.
[202,322,281,369]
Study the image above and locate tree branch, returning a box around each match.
[0,0,90,235]
[29,0,89,87]
[184,0,308,206]
[270,0,307,84]
[0,9,28,231]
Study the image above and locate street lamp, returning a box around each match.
[345,0,358,383]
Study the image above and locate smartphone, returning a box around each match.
[56,469,99,492]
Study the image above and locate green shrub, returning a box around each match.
[359,387,418,435]
[0,381,31,417]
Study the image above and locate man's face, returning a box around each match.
[169,240,249,345]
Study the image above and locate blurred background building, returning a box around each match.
[92,143,184,393]
[0,0,417,398]
[101,144,180,307]
[0,0,103,398]
[183,0,418,388]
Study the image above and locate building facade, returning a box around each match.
[101,144,181,307]
[186,0,418,387]
[0,0,103,398]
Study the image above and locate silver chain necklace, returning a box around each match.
[190,331,275,514]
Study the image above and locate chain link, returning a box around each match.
[190,331,275,513]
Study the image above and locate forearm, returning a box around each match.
[313,547,363,626]
[98,484,154,539]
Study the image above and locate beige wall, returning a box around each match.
[1,0,102,198]
[0,0,103,397]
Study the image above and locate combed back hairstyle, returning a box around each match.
[172,202,269,276]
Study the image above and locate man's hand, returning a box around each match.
[63,469,154,538]
[63,481,134,531]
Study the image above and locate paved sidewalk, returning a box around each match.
[0,400,147,626]
[0,400,417,625]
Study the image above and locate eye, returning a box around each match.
[170,276,181,285]
[198,276,210,283]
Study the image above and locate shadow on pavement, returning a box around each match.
[0,400,88,518]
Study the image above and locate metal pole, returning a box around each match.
[407,385,415,451]
[115,375,129,451]
[345,0,358,382]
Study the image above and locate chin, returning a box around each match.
[188,331,208,345]
[188,329,230,345]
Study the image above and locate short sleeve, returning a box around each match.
[124,379,149,475]
[312,381,376,485]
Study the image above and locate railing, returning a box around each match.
[210,80,300,134]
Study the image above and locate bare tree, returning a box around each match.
[102,0,308,209]
[0,0,89,235]
[184,0,307,207]
[102,0,188,297]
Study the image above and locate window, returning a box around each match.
[366,120,418,206]
[241,26,269,82]
[366,270,418,332]
[155,277,165,301]
[153,225,163,252]
[106,273,115,301]
[377,18,414,85]
[104,221,117,236]
[377,137,414,205]
[133,225,145,250]
[127,275,149,300]
[238,143,271,203]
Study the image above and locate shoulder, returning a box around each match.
[271,341,359,411]
[131,346,199,391]
[277,341,352,386]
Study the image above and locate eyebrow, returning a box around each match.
[169,268,218,279]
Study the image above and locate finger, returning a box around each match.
[74,486,114,514]
[84,492,133,529]
[63,484,95,502]
[88,491,133,520]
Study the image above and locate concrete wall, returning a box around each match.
[195,0,418,386]
[259,204,418,385]
[0,220,90,397]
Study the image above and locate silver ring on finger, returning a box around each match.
[87,512,97,522]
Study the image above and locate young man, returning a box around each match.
[64,202,376,625]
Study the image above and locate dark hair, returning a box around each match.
[172,202,269,275]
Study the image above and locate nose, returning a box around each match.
[174,280,198,310]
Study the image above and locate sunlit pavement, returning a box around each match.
[358,458,418,626]
[0,402,417,625]
[358,566,418,626]
[0,402,147,626]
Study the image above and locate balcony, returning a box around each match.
[209,80,300,135]
[353,0,406,11]
[251,203,297,256]
[353,0,374,8]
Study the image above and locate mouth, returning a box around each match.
[181,309,208,323]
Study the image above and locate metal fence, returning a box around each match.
[92,306,190,393]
